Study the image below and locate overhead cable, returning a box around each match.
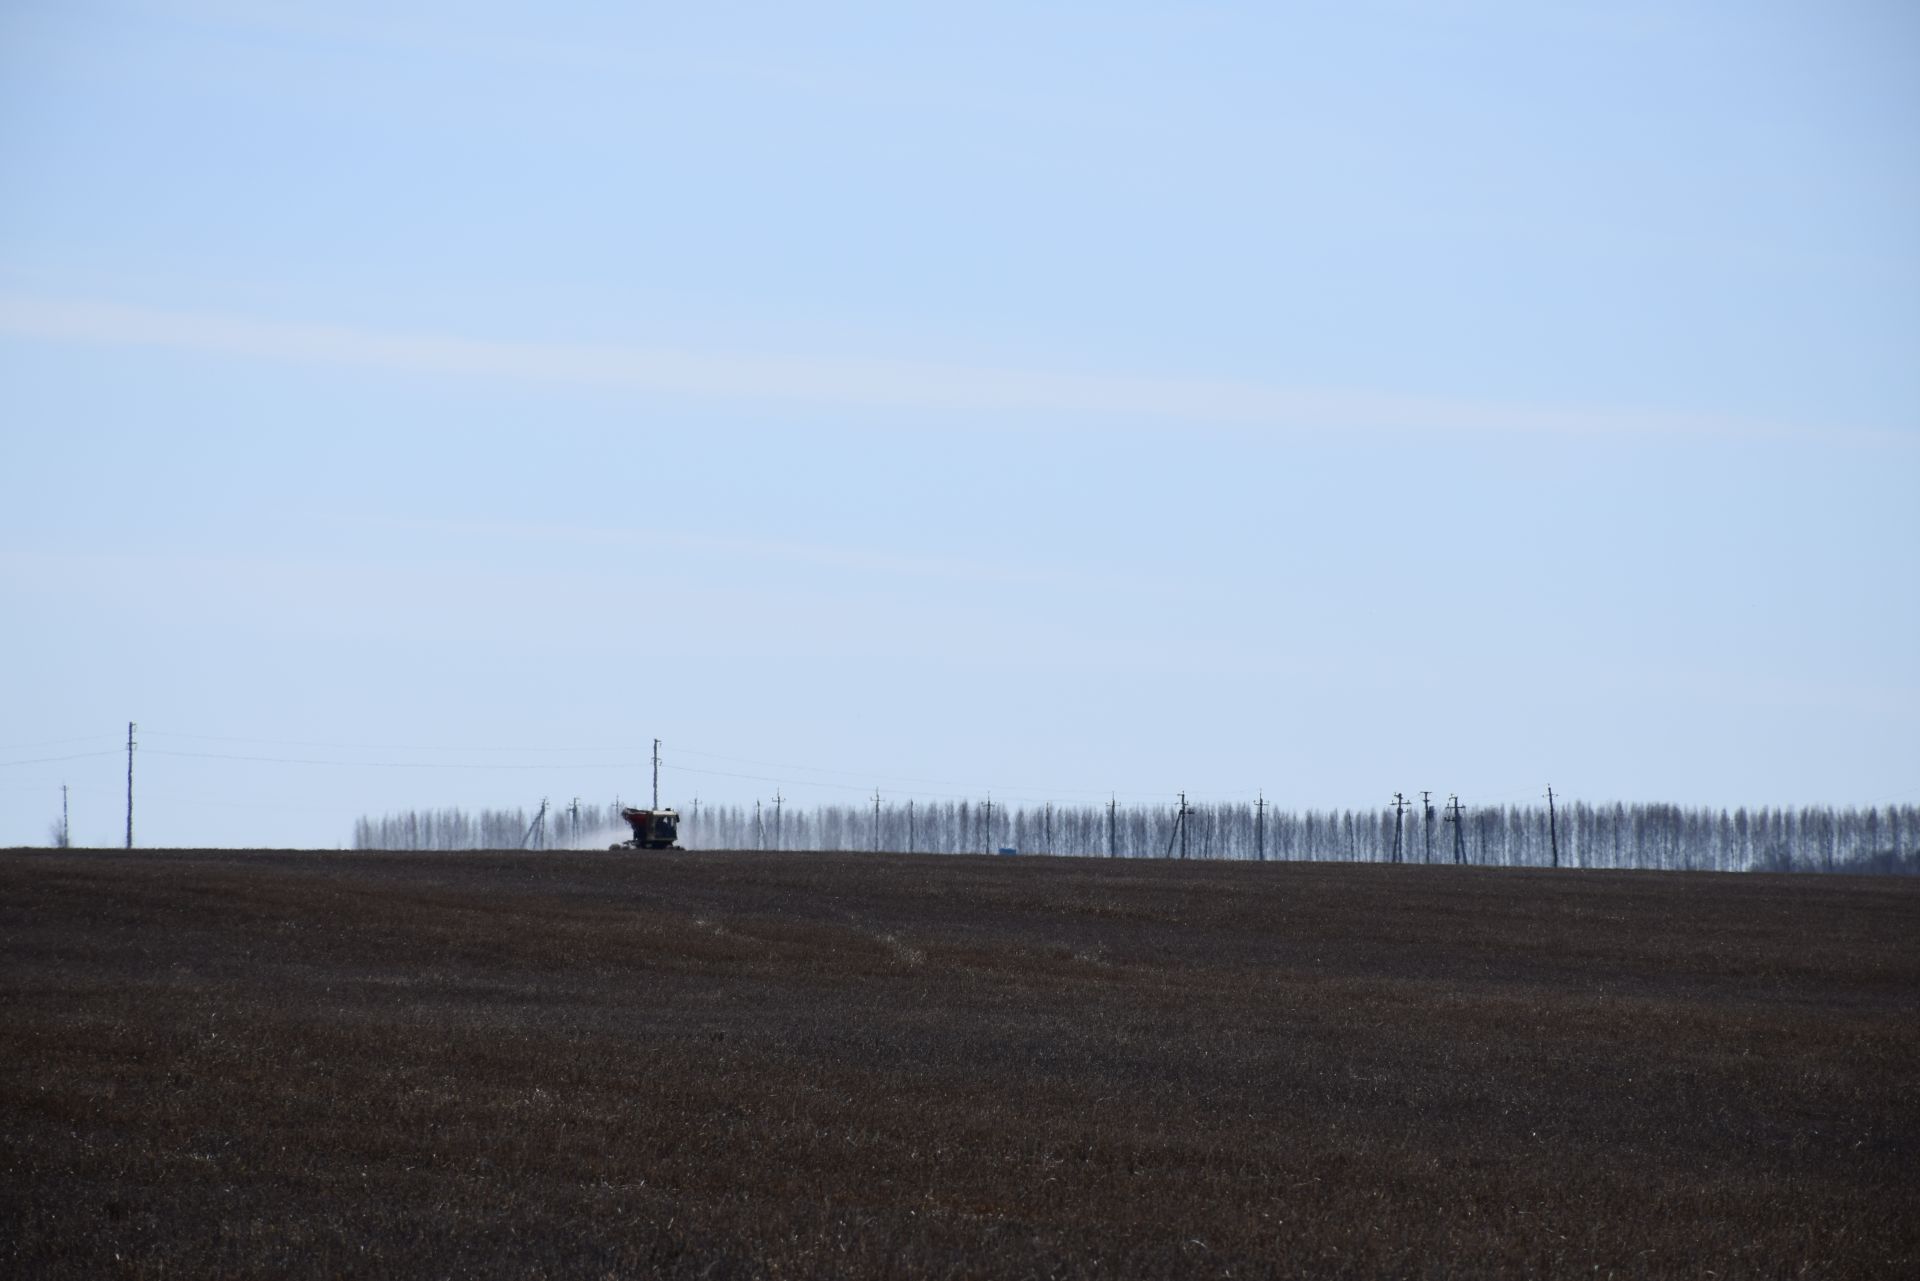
[0,750,122,769]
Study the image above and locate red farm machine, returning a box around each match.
[612,806,681,851]
[611,740,681,850]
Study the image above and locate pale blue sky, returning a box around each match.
[2,1,1915,847]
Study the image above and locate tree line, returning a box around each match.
[352,797,1919,874]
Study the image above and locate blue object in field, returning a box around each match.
[998,846,1018,856]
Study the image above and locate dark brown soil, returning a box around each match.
[3,849,1915,1278]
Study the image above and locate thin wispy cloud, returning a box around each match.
[354,514,1082,590]
[0,293,1898,444]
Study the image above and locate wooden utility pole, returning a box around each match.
[1044,803,1053,856]
[521,798,548,850]
[1255,790,1266,862]
[1444,794,1467,865]
[1422,790,1435,864]
[1546,785,1560,868]
[982,794,992,853]
[873,789,882,852]
[907,799,915,854]
[755,799,763,850]
[773,790,783,851]
[1107,794,1117,859]
[1391,792,1410,863]
[125,722,136,850]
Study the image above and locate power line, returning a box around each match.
[129,729,1188,807]
[143,749,651,770]
[126,740,1190,811]
[0,750,121,769]
[0,735,119,753]
[101,728,1917,814]
[664,762,1166,806]
[142,729,642,753]
[669,743,1143,798]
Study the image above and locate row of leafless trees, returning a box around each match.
[351,798,1918,873]
[350,806,551,853]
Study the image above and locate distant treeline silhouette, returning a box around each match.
[351,798,1918,874]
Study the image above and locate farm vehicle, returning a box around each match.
[612,807,681,850]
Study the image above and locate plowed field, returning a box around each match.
[3,849,1915,1278]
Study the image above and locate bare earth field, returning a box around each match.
[2,850,1915,1279]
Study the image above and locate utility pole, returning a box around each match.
[755,799,763,851]
[1546,785,1560,868]
[873,789,882,853]
[773,790,783,851]
[1444,794,1467,865]
[907,799,915,854]
[521,799,548,850]
[1391,792,1409,864]
[1178,792,1190,859]
[1044,802,1053,856]
[1256,790,1266,862]
[1107,794,1117,859]
[983,794,992,854]
[569,797,581,849]
[651,739,661,809]
[125,722,136,850]
[61,783,69,849]
[1422,790,1435,864]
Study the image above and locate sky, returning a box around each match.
[2,0,1916,848]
